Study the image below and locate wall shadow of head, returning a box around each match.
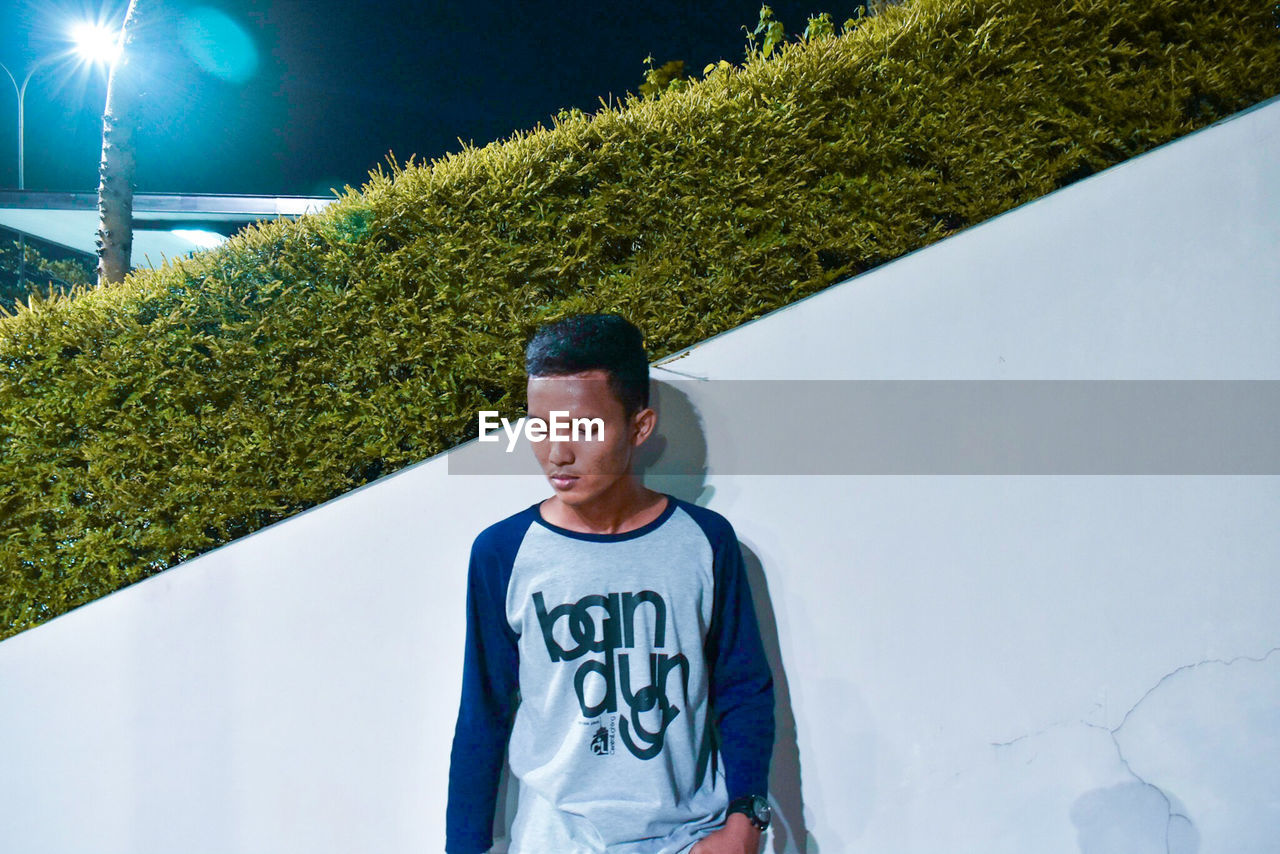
[632,374,712,506]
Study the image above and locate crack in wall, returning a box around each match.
[1100,645,1280,854]
[1111,646,1280,735]
[989,645,1280,854]
[987,717,1087,749]
[1081,720,1188,854]
[989,730,1043,748]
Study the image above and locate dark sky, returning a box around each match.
[1,0,843,197]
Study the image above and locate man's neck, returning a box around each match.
[541,479,667,535]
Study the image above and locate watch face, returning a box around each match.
[752,795,772,825]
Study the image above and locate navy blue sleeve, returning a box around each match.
[691,507,776,801]
[445,519,526,854]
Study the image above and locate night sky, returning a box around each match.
[1,0,847,197]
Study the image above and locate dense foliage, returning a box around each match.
[2,0,1278,639]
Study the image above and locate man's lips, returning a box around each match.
[549,473,579,487]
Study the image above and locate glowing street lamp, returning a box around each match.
[2,19,118,291]
[72,23,124,67]
[0,21,120,190]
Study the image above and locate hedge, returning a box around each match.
[2,0,1278,639]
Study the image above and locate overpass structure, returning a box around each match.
[0,190,333,265]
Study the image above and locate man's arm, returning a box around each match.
[704,519,775,802]
[445,536,520,854]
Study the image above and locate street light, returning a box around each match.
[72,23,124,67]
[0,22,120,189]
[1,20,119,291]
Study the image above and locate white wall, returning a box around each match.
[2,95,1278,854]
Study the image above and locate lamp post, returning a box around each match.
[1,23,119,292]
[0,25,119,188]
[0,54,59,190]
[0,56,58,292]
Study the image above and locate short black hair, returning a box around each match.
[524,313,650,416]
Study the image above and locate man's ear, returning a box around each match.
[631,407,657,446]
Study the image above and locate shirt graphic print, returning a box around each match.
[446,495,775,854]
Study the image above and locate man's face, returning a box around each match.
[526,370,654,508]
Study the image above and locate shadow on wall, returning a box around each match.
[489,377,813,852]
[639,378,814,854]
[1071,782,1199,854]
[741,542,812,854]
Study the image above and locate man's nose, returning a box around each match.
[548,437,574,465]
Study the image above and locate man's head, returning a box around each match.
[524,313,649,417]
[523,314,655,507]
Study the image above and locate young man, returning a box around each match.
[446,313,775,854]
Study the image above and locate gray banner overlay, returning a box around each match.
[446,380,1280,475]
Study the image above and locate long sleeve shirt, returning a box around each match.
[445,494,775,854]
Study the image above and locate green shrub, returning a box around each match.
[2,0,1278,639]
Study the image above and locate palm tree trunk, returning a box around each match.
[95,0,144,287]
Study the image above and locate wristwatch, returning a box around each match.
[727,794,772,831]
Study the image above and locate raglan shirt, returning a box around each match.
[446,495,775,854]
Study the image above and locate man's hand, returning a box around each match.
[689,812,762,854]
